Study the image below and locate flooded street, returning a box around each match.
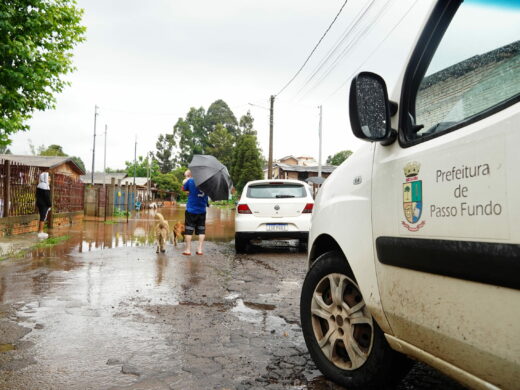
[0,207,465,390]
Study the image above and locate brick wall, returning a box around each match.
[416,41,519,132]
[0,211,83,237]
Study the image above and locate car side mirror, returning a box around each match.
[349,72,397,145]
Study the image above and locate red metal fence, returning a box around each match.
[0,158,84,218]
[0,159,44,217]
[53,173,84,213]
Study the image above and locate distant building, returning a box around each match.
[80,172,127,186]
[265,155,336,181]
[0,155,85,178]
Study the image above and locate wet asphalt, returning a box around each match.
[0,207,466,390]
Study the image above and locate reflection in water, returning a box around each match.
[35,206,235,259]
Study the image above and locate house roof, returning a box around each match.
[306,176,326,185]
[274,163,336,174]
[81,172,127,185]
[0,154,85,174]
[125,177,151,187]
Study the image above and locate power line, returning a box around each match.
[298,0,393,101]
[302,0,389,97]
[323,0,419,102]
[276,0,349,97]
[293,0,376,98]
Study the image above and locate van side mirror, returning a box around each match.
[349,72,397,145]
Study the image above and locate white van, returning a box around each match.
[300,1,519,389]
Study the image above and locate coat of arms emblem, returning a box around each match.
[402,161,425,231]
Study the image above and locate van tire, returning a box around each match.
[300,251,411,389]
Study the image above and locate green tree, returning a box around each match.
[153,172,183,200]
[0,0,86,145]
[125,156,159,178]
[231,134,263,193]
[39,144,67,156]
[326,150,353,166]
[206,124,234,169]
[70,156,85,172]
[239,111,255,135]
[173,118,196,167]
[0,145,12,154]
[36,143,85,172]
[206,99,238,136]
[105,167,126,173]
[155,133,175,173]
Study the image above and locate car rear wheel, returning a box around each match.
[234,234,247,253]
[300,251,411,389]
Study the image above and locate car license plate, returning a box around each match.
[267,223,288,232]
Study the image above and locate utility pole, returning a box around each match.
[147,152,151,202]
[103,124,107,189]
[133,135,137,186]
[318,105,323,178]
[91,105,99,184]
[268,95,275,179]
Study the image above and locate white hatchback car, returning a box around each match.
[234,179,314,252]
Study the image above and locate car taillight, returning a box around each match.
[237,204,252,214]
[302,203,313,213]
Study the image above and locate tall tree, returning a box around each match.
[0,0,86,145]
[173,118,196,167]
[37,144,85,172]
[206,100,238,136]
[39,144,67,156]
[125,156,159,178]
[155,133,175,173]
[239,111,255,135]
[206,124,234,169]
[0,145,11,154]
[326,150,353,166]
[231,134,263,192]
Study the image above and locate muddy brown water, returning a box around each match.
[0,206,465,390]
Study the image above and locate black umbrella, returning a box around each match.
[188,155,233,201]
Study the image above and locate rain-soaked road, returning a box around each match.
[0,207,466,390]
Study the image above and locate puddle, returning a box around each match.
[0,343,15,352]
[243,301,276,311]
[0,206,236,263]
[224,293,240,300]
[231,299,264,324]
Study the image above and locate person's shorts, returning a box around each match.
[38,205,50,222]
[184,211,206,235]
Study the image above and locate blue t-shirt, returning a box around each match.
[183,178,208,214]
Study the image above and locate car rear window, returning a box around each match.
[247,184,306,199]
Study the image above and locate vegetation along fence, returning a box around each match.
[0,159,84,218]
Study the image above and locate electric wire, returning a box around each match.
[275,0,349,97]
[292,0,376,99]
[297,0,394,101]
[323,0,419,102]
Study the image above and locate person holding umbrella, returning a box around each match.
[182,169,208,255]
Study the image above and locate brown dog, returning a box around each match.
[155,213,169,253]
[172,221,185,247]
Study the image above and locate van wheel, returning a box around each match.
[235,234,247,253]
[300,251,411,390]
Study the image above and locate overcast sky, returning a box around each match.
[9,0,518,172]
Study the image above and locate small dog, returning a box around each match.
[155,213,169,253]
[172,221,185,247]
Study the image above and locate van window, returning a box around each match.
[411,0,520,140]
[247,184,306,199]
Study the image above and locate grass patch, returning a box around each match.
[33,235,70,249]
[0,234,72,262]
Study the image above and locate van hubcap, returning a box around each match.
[311,273,374,370]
